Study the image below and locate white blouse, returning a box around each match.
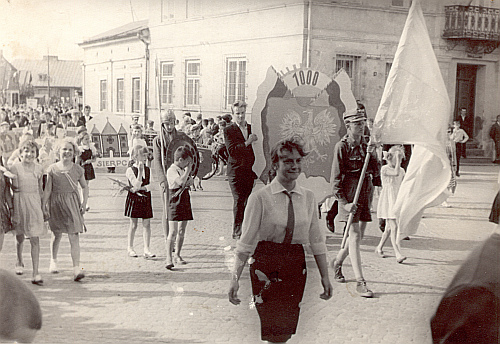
[235,178,327,256]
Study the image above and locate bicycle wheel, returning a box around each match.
[201,155,219,180]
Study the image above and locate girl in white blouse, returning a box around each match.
[228,138,332,343]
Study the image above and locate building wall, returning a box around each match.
[148,1,306,121]
[82,37,147,122]
[81,0,499,143]
[310,0,499,145]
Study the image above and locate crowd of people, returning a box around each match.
[1,100,499,344]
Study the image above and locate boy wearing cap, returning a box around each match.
[330,110,380,298]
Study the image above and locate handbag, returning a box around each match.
[62,170,87,232]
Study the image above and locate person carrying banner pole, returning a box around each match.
[330,110,380,298]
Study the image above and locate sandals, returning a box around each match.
[31,275,43,286]
[144,252,156,259]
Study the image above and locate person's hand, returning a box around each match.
[367,141,377,154]
[320,276,333,300]
[80,205,86,215]
[43,208,50,222]
[344,202,357,213]
[228,279,241,305]
[160,181,167,193]
[246,134,258,145]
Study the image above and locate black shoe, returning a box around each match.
[402,236,410,240]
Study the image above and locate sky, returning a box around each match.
[0,0,149,62]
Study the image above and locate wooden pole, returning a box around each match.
[340,144,373,249]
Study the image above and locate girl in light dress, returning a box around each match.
[42,137,88,281]
[10,140,46,285]
[375,145,407,263]
[124,145,155,259]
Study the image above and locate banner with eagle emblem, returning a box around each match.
[252,66,357,203]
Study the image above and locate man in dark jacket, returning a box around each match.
[223,100,258,239]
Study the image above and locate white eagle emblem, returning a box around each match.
[279,108,337,164]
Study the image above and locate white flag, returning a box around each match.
[372,0,451,237]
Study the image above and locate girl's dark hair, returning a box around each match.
[174,146,193,161]
[270,136,308,166]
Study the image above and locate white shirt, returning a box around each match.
[235,178,327,256]
[125,164,149,191]
[166,163,186,189]
[238,122,248,140]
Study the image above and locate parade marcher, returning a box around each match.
[153,110,195,255]
[330,110,380,298]
[375,145,406,263]
[223,100,258,240]
[489,115,500,164]
[42,137,88,281]
[228,138,332,343]
[125,145,155,259]
[10,140,46,285]
[76,131,97,210]
[165,146,194,269]
[451,120,469,177]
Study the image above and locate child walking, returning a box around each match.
[42,137,88,281]
[165,146,194,270]
[76,131,97,210]
[124,145,155,258]
[10,140,46,285]
[375,145,406,264]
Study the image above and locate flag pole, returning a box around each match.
[340,139,373,249]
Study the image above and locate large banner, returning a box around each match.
[252,66,357,203]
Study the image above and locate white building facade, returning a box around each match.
[81,0,500,153]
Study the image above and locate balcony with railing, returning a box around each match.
[443,5,500,54]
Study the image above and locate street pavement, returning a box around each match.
[0,164,498,344]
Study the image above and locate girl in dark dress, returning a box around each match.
[124,145,154,259]
[77,132,97,211]
[165,146,194,269]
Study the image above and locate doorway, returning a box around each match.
[455,64,477,139]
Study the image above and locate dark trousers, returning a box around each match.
[494,141,500,162]
[228,174,255,238]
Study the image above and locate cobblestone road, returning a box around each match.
[0,164,497,344]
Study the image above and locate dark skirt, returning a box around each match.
[489,191,500,224]
[250,241,306,343]
[168,187,193,221]
[124,191,153,219]
[83,163,95,181]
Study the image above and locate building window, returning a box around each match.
[132,78,141,113]
[100,80,107,111]
[161,62,174,106]
[225,58,247,109]
[185,60,200,106]
[117,79,124,112]
[385,63,393,84]
[335,54,360,98]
